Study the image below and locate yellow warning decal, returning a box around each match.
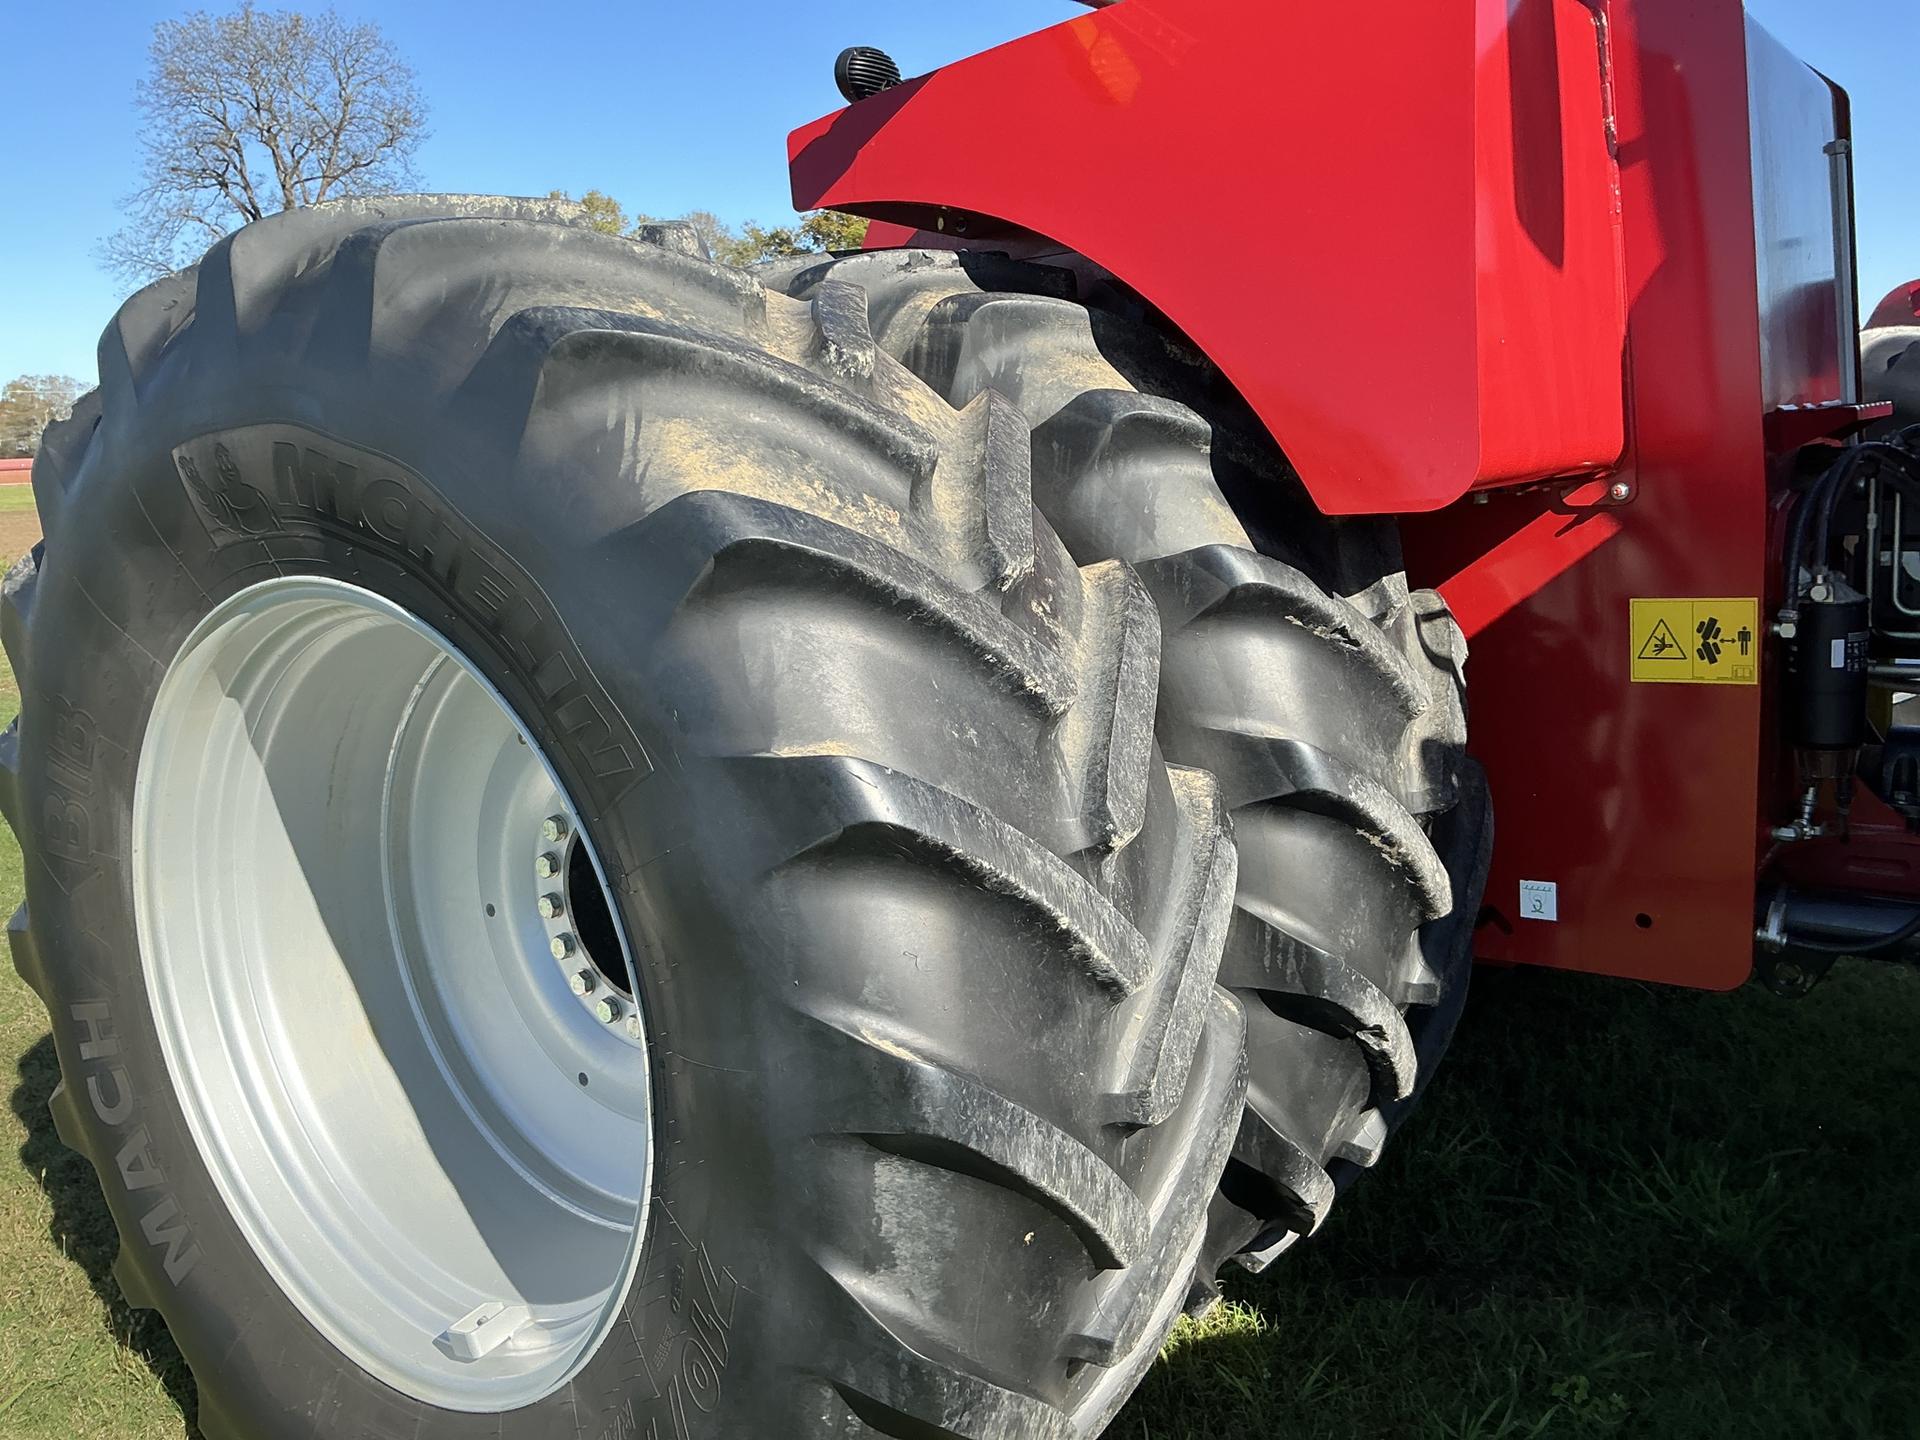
[1630,598,1760,684]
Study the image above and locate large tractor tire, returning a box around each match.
[772,250,1492,1287]
[4,200,1248,1438]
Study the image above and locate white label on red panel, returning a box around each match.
[1519,880,1558,922]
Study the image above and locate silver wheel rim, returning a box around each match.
[133,576,652,1411]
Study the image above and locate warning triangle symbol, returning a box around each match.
[1638,618,1686,661]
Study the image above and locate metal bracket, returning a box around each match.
[1752,944,1838,999]
[1552,476,1635,511]
[1764,400,1893,453]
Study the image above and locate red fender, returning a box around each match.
[790,0,1628,516]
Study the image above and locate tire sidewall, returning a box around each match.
[22,378,774,1437]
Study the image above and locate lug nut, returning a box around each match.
[535,852,561,879]
[542,815,570,844]
[594,996,622,1024]
[538,893,564,919]
[550,933,576,960]
[569,970,595,997]
[624,1014,644,1041]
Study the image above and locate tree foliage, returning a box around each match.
[547,188,631,236]
[795,209,871,253]
[104,2,427,280]
[546,193,870,264]
[709,209,871,264]
[0,375,88,457]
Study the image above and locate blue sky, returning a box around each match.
[1,0,1915,383]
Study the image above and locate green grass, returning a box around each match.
[1118,962,1920,1438]
[0,483,1913,1434]
[0,492,197,1436]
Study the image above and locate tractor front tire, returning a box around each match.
[5,202,1246,1438]
[772,249,1493,1285]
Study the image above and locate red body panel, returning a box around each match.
[1409,1,1784,987]
[1868,281,1920,329]
[789,2,1862,989]
[791,0,1627,515]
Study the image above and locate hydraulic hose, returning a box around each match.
[1785,435,1920,604]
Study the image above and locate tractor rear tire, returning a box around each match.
[4,201,1247,1438]
[772,249,1492,1285]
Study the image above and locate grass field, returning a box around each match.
[0,477,1914,1437]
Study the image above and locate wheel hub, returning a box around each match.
[539,821,640,1036]
[132,577,652,1411]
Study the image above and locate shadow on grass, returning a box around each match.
[12,1032,202,1437]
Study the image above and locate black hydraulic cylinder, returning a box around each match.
[1787,586,1870,750]
[1762,887,1920,960]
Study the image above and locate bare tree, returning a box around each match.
[103,2,427,281]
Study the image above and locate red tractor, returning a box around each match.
[6,1,1910,1435]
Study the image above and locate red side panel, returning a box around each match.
[1409,1,1782,989]
[1472,2,1629,486]
[790,0,1626,515]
